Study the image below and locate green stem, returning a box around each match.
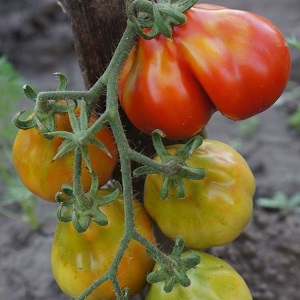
[129,148,171,173]
[37,90,91,103]
[73,147,83,197]
[133,230,180,270]
[76,23,138,300]
[101,24,138,87]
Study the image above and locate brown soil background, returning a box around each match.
[0,1,299,299]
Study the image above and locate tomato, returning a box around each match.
[51,189,156,300]
[143,139,255,249]
[12,105,118,202]
[119,30,216,140]
[119,4,290,139]
[146,251,252,300]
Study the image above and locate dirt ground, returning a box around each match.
[0,1,299,299]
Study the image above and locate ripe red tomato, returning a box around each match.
[119,4,290,139]
[51,190,156,300]
[119,31,216,140]
[144,139,255,249]
[12,105,118,202]
[146,251,252,300]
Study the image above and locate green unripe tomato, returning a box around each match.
[146,251,252,300]
[144,139,255,249]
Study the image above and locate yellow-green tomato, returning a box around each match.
[51,190,156,300]
[144,139,255,249]
[146,251,252,300]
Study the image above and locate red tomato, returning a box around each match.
[119,4,290,139]
[12,106,118,202]
[119,31,215,140]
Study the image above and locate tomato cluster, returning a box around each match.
[11,2,291,300]
[119,4,291,139]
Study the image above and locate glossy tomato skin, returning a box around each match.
[144,139,255,250]
[12,107,118,202]
[119,4,290,139]
[173,4,291,120]
[146,251,252,300]
[119,32,215,140]
[51,190,156,300]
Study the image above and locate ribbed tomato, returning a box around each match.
[13,106,118,202]
[51,190,156,300]
[119,4,290,139]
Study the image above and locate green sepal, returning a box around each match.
[89,138,112,158]
[173,179,185,199]
[72,210,90,233]
[146,131,206,199]
[153,4,173,38]
[54,72,68,91]
[52,140,76,161]
[127,0,197,39]
[56,202,73,223]
[89,171,100,195]
[35,113,55,135]
[133,165,158,177]
[96,186,120,206]
[91,210,108,227]
[170,236,185,256]
[146,236,200,292]
[45,130,74,140]
[160,177,173,200]
[181,252,201,269]
[146,269,167,284]
[23,84,37,102]
[55,176,121,232]
[176,0,198,12]
[60,184,74,198]
[68,104,80,132]
[12,110,37,130]
[180,165,206,180]
[173,268,190,287]
[133,130,206,199]
[159,6,187,25]
[175,135,203,160]
[81,145,93,173]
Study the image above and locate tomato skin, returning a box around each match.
[51,190,156,300]
[174,4,291,120]
[144,139,255,250]
[119,4,290,139]
[119,32,215,140]
[12,107,118,202]
[146,251,252,300]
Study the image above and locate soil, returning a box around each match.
[1,1,300,299]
